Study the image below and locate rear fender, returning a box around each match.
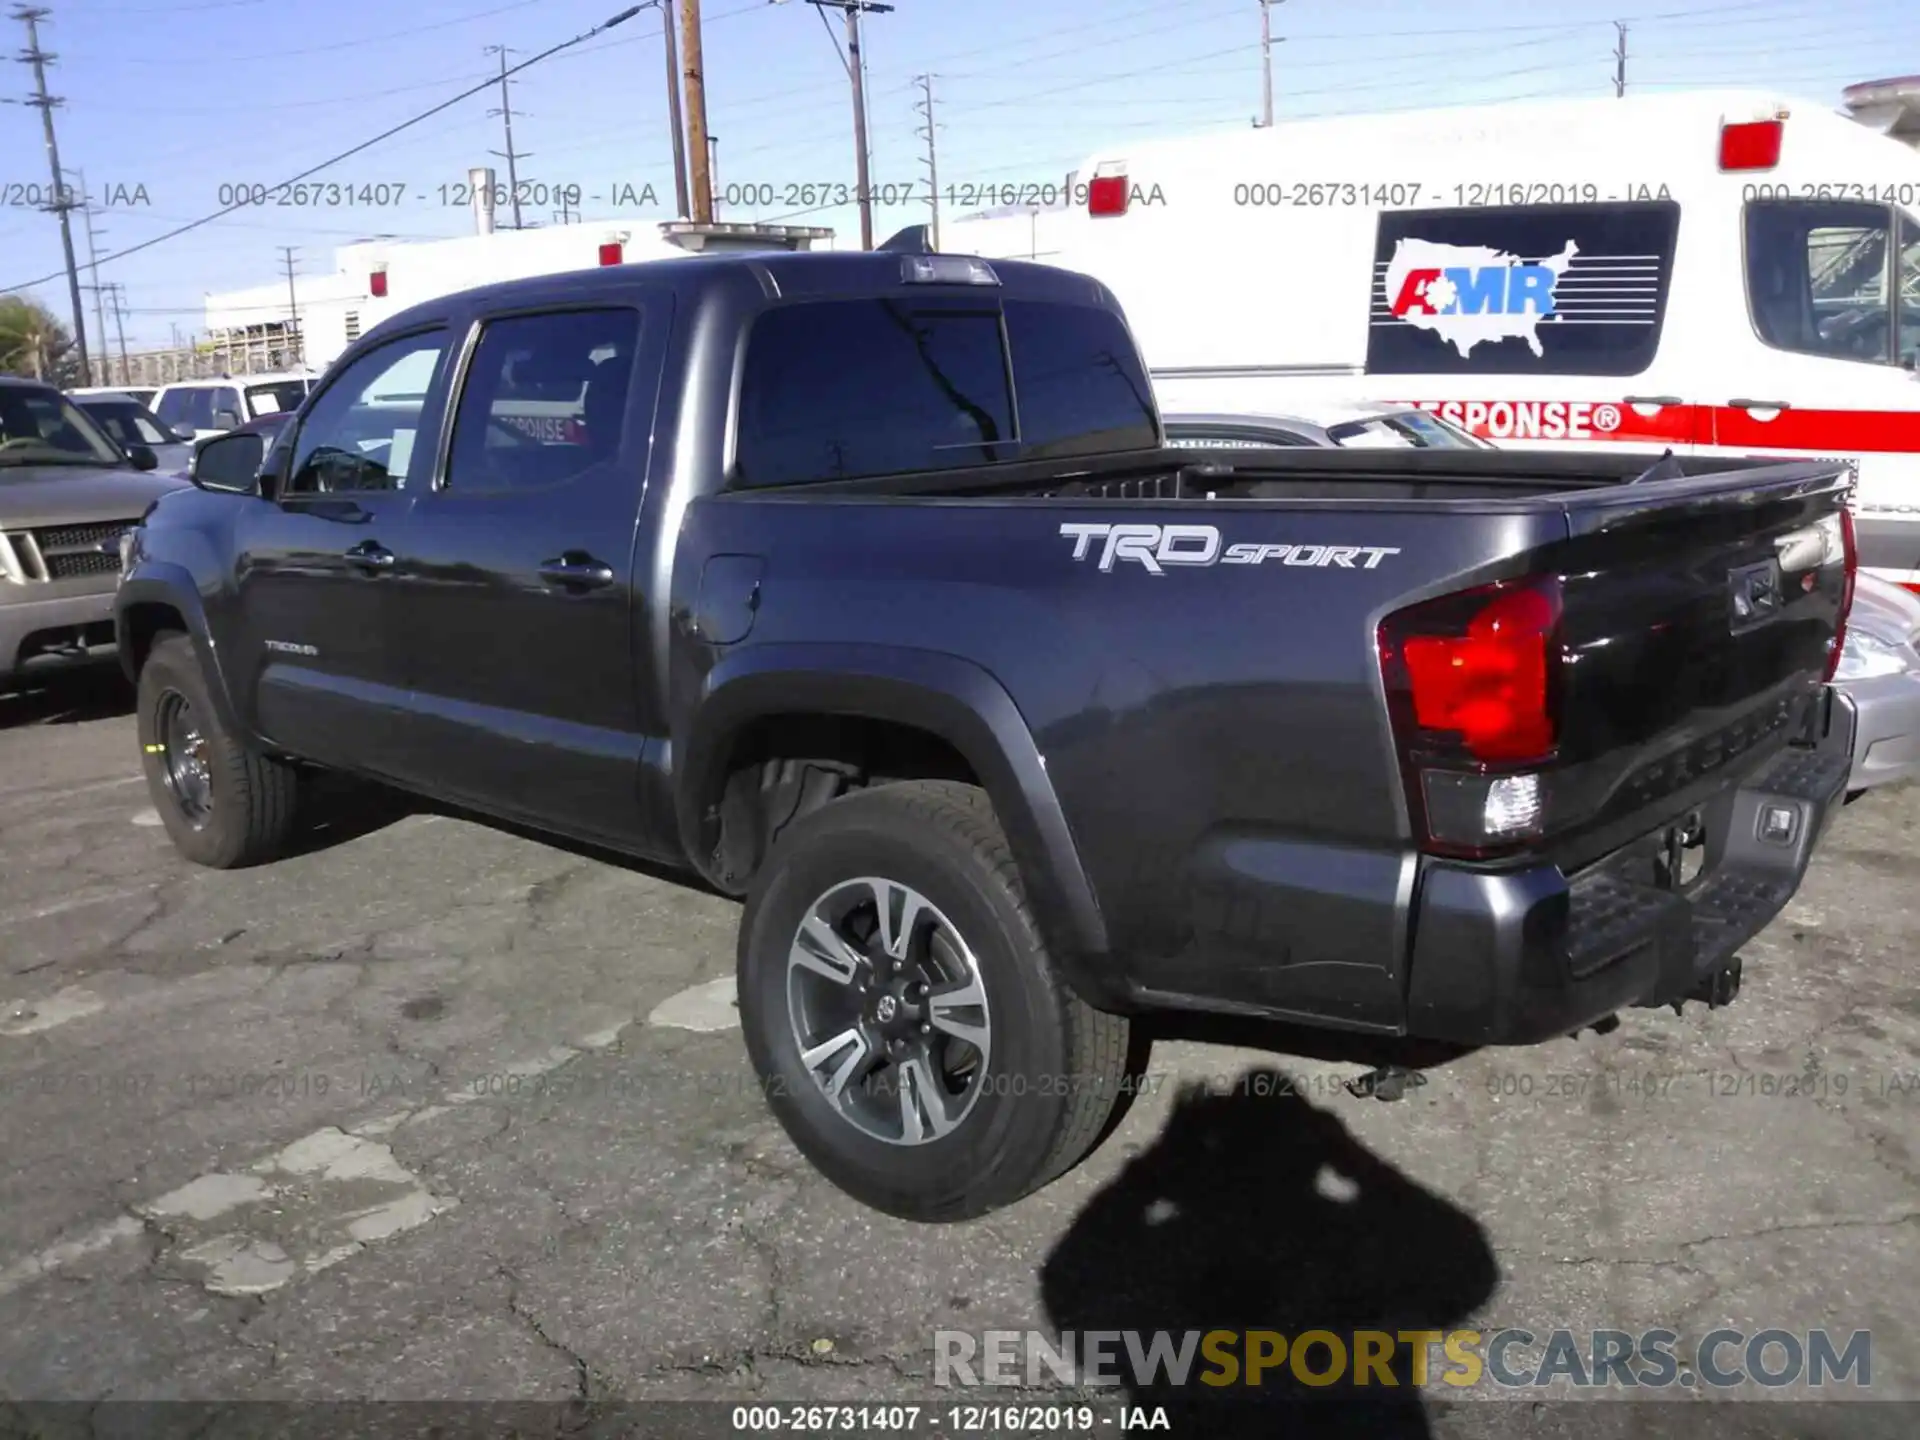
[677,643,1120,1008]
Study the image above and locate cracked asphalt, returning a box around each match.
[2,669,1918,1437]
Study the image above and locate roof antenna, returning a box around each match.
[1628,447,1683,484]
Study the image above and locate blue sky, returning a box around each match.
[2,0,1914,347]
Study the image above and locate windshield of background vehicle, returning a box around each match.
[1328,411,1487,448]
[79,399,173,450]
[245,380,311,417]
[0,386,125,468]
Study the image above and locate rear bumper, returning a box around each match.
[1403,692,1855,1046]
[1841,665,1920,793]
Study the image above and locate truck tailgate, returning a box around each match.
[1540,462,1854,874]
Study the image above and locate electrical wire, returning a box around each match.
[2,5,645,294]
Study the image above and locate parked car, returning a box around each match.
[122,251,1855,1221]
[1839,572,1920,795]
[1165,404,1491,450]
[0,377,188,690]
[71,390,195,477]
[1169,409,1920,798]
[151,373,315,442]
[70,384,157,409]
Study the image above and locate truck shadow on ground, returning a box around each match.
[0,670,136,729]
[1041,1069,1499,1439]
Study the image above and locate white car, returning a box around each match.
[1164,402,1492,451]
[151,373,315,442]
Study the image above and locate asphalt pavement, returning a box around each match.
[1,670,1916,1438]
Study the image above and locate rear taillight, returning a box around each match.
[1378,575,1564,858]
[1824,505,1858,683]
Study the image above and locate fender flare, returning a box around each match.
[114,567,244,739]
[677,642,1120,1005]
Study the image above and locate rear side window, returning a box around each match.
[1366,202,1679,377]
[1002,299,1158,459]
[1744,199,1915,366]
[735,301,1013,488]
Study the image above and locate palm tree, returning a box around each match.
[0,296,71,381]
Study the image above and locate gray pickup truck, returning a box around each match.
[117,249,1858,1219]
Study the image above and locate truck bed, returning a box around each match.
[767,443,1833,506]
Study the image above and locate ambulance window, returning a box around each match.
[1745,199,1898,365]
[1365,203,1679,377]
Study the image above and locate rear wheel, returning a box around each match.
[737,780,1131,1221]
[136,632,299,868]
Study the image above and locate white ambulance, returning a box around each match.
[941,88,1920,590]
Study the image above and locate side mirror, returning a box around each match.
[126,444,159,472]
[169,425,196,443]
[190,430,266,495]
[212,409,242,431]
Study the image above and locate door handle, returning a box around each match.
[1728,399,1791,412]
[1622,394,1683,407]
[344,540,395,572]
[538,553,615,591]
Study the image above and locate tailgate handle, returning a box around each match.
[1728,398,1791,412]
[1623,394,1683,406]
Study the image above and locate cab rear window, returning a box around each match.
[1365,202,1679,377]
[732,296,1156,488]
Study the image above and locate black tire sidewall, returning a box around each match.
[738,789,1076,1220]
[137,636,243,867]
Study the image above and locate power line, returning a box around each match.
[8,4,88,380]
[86,0,555,65]
[1,4,645,295]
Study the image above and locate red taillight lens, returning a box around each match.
[598,241,624,266]
[1395,579,1561,763]
[369,269,388,298]
[1719,119,1783,171]
[1088,174,1129,216]
[1824,505,1858,683]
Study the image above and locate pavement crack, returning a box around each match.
[496,1261,598,1402]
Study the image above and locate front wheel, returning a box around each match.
[737,780,1132,1221]
[136,632,299,868]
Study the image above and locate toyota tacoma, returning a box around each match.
[117,249,1857,1220]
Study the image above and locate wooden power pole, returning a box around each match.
[680,0,713,222]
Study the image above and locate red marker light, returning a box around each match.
[598,241,624,266]
[369,269,388,298]
[1088,175,1129,217]
[1719,119,1783,171]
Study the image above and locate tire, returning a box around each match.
[136,632,299,868]
[737,780,1131,1221]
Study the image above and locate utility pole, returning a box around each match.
[1255,0,1281,127]
[279,245,300,366]
[74,167,109,386]
[913,73,939,250]
[104,280,129,386]
[647,0,689,219]
[806,0,892,250]
[485,44,526,229]
[1613,21,1628,97]
[680,0,713,222]
[11,6,88,382]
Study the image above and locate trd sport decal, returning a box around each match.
[1060,523,1400,575]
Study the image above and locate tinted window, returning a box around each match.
[1165,425,1316,448]
[445,308,641,494]
[286,332,448,496]
[1903,212,1920,370]
[735,300,1013,488]
[211,388,244,426]
[246,380,310,417]
[0,386,123,466]
[1003,299,1158,458]
[153,389,189,426]
[1328,411,1486,449]
[1366,202,1679,376]
[1746,199,1907,366]
[158,388,217,430]
[81,400,169,447]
